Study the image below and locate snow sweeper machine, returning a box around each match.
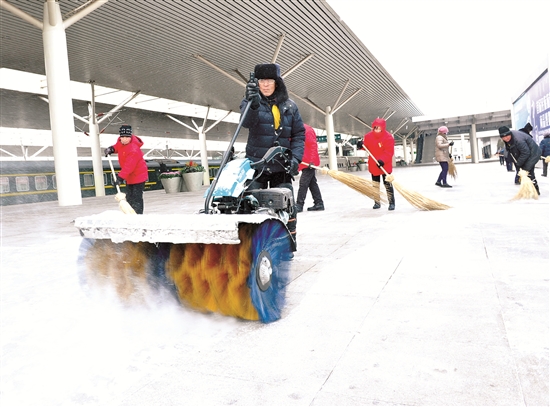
[75,98,296,323]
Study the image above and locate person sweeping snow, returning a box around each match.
[498,126,542,197]
[362,118,396,210]
[434,126,454,188]
[104,125,148,214]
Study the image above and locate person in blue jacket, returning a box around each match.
[241,63,305,248]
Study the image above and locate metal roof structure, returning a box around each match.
[413,110,512,137]
[0,0,423,140]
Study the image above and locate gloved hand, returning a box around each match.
[377,160,385,168]
[290,157,300,176]
[112,174,124,186]
[104,146,115,156]
[245,79,260,109]
[356,140,363,150]
[449,141,454,146]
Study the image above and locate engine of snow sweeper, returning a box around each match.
[75,146,296,323]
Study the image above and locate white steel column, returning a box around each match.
[88,82,105,196]
[402,138,409,164]
[469,123,479,163]
[198,126,210,186]
[43,0,81,206]
[325,107,337,170]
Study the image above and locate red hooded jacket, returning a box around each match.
[298,124,320,171]
[362,118,394,176]
[112,135,148,184]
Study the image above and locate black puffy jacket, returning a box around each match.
[504,130,542,170]
[240,80,305,174]
[540,136,550,157]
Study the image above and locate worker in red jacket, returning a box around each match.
[362,118,395,210]
[296,124,324,212]
[104,125,148,214]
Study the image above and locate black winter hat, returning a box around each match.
[119,125,132,136]
[498,126,512,137]
[523,122,533,132]
[254,63,281,80]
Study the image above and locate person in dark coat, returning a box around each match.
[519,122,533,138]
[499,126,541,194]
[104,125,148,214]
[540,133,550,177]
[296,124,324,212]
[362,118,395,210]
[241,63,305,247]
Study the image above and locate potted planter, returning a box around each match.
[357,160,367,171]
[159,171,182,193]
[181,161,205,192]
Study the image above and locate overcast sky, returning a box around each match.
[326,0,550,119]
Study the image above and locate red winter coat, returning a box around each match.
[298,124,320,171]
[112,135,148,184]
[362,118,395,176]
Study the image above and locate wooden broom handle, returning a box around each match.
[361,146,390,176]
[300,162,323,170]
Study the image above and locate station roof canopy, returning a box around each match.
[413,110,512,137]
[0,0,423,140]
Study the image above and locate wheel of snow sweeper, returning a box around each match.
[166,219,292,322]
[248,219,293,322]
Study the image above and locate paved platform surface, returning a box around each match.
[1,160,548,406]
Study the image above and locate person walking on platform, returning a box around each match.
[104,125,148,214]
[296,124,324,212]
[241,63,305,247]
[499,126,541,195]
[362,118,395,210]
[434,126,454,188]
[540,133,550,177]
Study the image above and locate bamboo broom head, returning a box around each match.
[448,158,457,179]
[115,192,137,214]
[319,167,388,203]
[512,170,538,200]
[385,174,451,211]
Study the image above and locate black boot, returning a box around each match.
[373,202,381,209]
[384,181,395,210]
[307,203,325,211]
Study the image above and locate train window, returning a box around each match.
[35,176,48,191]
[16,176,30,192]
[52,175,57,189]
[83,173,94,187]
[103,173,108,186]
[0,177,9,193]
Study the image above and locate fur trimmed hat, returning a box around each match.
[254,63,281,80]
[498,126,512,137]
[438,126,449,134]
[119,125,132,136]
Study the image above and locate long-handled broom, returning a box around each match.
[303,163,388,203]
[448,145,457,179]
[107,154,137,214]
[361,146,450,211]
[510,154,538,200]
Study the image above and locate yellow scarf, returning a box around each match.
[272,105,280,130]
